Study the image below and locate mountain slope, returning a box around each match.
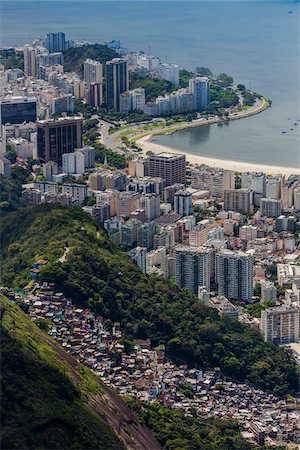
[0,204,298,395]
[0,295,161,450]
[63,44,118,75]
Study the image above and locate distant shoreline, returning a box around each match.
[136,134,300,176]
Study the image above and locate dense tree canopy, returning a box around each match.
[130,73,175,101]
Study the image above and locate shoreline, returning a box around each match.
[137,134,300,176]
[130,97,271,143]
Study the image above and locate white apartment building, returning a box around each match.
[160,63,179,85]
[120,88,145,113]
[191,167,235,199]
[216,250,254,301]
[84,59,103,85]
[261,306,299,344]
[62,151,85,174]
[260,280,277,302]
[239,225,258,241]
[277,264,300,286]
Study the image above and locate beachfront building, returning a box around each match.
[148,152,186,186]
[191,167,235,199]
[188,77,210,110]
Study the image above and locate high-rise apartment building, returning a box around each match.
[129,246,147,274]
[140,193,161,221]
[44,32,66,52]
[261,307,299,344]
[37,117,82,165]
[36,52,64,78]
[62,151,85,174]
[175,245,212,294]
[224,189,253,214]
[87,83,103,108]
[188,77,210,110]
[160,63,179,85]
[105,58,129,110]
[174,190,192,216]
[120,88,145,113]
[84,59,103,85]
[260,198,282,218]
[281,176,300,210]
[265,176,282,199]
[137,222,157,250]
[191,167,234,199]
[148,152,186,186]
[23,45,37,77]
[216,250,254,301]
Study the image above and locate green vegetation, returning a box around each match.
[195,67,213,77]
[75,99,151,123]
[179,69,192,87]
[130,73,174,101]
[1,205,298,396]
[210,85,239,108]
[125,398,256,450]
[216,73,234,87]
[0,295,127,449]
[0,166,31,214]
[63,44,118,75]
[0,48,24,70]
[246,301,276,318]
[242,90,256,106]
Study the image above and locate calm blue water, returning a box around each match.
[1,1,299,167]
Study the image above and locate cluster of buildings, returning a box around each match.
[15,138,300,351]
[1,101,299,349]
[2,283,298,447]
[0,33,212,162]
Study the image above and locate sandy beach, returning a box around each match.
[137,134,300,176]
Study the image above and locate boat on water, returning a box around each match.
[281,131,287,134]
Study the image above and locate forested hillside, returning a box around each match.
[0,295,161,450]
[63,44,118,75]
[1,204,298,396]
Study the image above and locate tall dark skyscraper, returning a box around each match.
[105,58,129,111]
[44,32,66,52]
[37,117,82,166]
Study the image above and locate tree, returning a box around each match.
[195,67,213,77]
[217,73,234,87]
[237,84,246,91]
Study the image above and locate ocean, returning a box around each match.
[1,0,299,167]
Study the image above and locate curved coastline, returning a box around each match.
[130,97,271,143]
[132,98,300,176]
